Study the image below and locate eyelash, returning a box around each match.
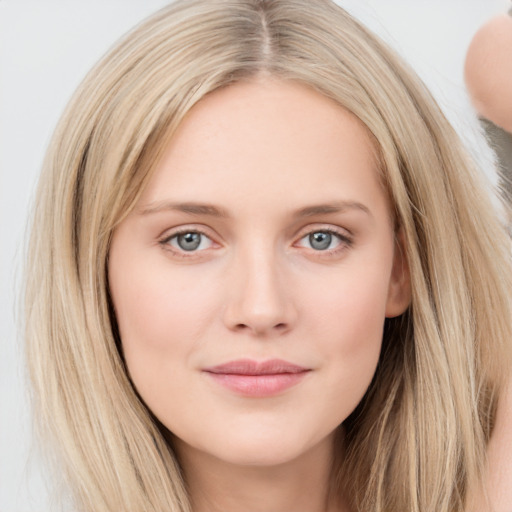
[158,226,353,259]
[295,227,353,257]
[159,227,216,259]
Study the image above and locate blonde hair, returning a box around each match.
[25,1,512,511]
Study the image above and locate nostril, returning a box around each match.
[233,322,288,334]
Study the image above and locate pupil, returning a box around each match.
[177,232,201,251]
[309,232,331,250]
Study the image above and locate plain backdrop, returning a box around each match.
[1,1,509,510]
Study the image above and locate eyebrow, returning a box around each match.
[139,201,230,218]
[294,201,371,218]
[138,200,371,219]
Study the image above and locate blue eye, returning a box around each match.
[308,232,333,250]
[166,231,213,252]
[298,230,348,251]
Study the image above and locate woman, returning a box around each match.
[25,1,512,511]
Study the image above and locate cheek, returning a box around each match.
[304,258,391,346]
[108,255,219,395]
[111,250,215,342]
[301,263,391,411]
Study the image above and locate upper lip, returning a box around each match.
[203,359,309,375]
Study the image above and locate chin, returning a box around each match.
[188,426,334,469]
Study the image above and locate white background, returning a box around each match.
[1,1,509,510]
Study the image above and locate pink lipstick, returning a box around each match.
[203,359,310,397]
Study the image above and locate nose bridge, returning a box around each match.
[224,237,295,335]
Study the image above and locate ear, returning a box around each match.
[385,227,411,318]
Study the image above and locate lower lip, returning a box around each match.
[205,372,309,397]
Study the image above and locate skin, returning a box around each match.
[464,14,512,132]
[485,381,512,510]
[108,78,410,512]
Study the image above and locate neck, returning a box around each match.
[173,432,350,512]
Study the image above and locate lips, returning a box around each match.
[203,359,310,397]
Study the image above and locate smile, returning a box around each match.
[203,359,311,397]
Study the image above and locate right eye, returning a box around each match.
[162,231,214,253]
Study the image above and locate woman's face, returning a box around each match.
[108,78,410,468]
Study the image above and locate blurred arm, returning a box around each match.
[465,14,512,133]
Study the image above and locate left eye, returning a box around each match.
[166,231,213,252]
[298,231,344,251]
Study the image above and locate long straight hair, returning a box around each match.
[25,1,512,511]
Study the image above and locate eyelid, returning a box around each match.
[158,222,215,239]
[293,224,354,254]
[158,225,221,257]
[294,223,353,241]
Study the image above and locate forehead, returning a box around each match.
[138,78,388,219]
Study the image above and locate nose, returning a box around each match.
[222,245,297,337]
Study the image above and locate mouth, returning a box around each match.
[202,359,311,397]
